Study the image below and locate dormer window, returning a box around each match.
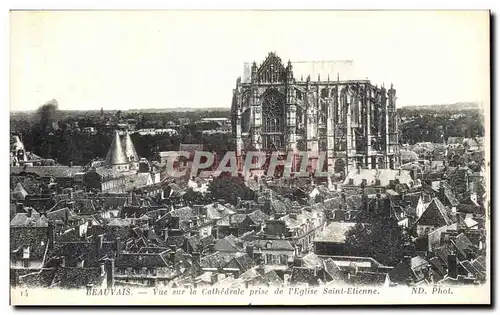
[23,246,30,259]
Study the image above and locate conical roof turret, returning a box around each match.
[122,131,139,162]
[11,135,25,152]
[105,131,127,166]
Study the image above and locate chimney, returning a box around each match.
[447,254,458,279]
[26,207,33,217]
[245,244,254,259]
[61,256,66,267]
[96,234,104,251]
[293,258,302,267]
[211,273,218,285]
[439,183,446,202]
[115,237,122,258]
[361,178,367,188]
[193,205,203,216]
[105,259,115,288]
[48,220,55,249]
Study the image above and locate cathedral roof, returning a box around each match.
[105,131,128,166]
[122,131,139,162]
[242,57,365,83]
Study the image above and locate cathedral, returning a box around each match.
[231,52,400,175]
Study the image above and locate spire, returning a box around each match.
[122,131,139,162]
[337,73,339,82]
[105,131,127,166]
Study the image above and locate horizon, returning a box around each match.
[8,101,483,114]
[10,11,489,111]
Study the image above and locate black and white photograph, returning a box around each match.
[8,10,490,305]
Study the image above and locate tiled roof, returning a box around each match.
[205,203,235,220]
[11,175,43,195]
[323,258,342,281]
[179,143,204,152]
[50,241,104,267]
[11,227,49,262]
[200,252,227,269]
[230,214,248,225]
[271,200,287,213]
[315,222,357,243]
[227,253,255,273]
[50,267,104,289]
[415,198,453,226]
[11,211,43,227]
[107,218,133,227]
[347,271,388,286]
[115,253,169,268]
[105,132,128,165]
[344,168,414,187]
[46,207,77,222]
[11,166,84,178]
[290,267,320,286]
[261,270,283,286]
[302,252,324,269]
[453,233,477,259]
[12,182,28,200]
[214,236,242,252]
[247,210,268,225]
[441,182,460,206]
[93,167,125,180]
[170,206,195,221]
[252,239,294,251]
[165,236,187,250]
[17,268,57,287]
[122,131,139,162]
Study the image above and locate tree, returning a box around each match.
[344,217,410,266]
[208,174,255,205]
[183,188,212,205]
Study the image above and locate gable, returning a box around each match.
[257,52,287,82]
[415,198,451,227]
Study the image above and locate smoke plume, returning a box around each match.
[37,99,59,131]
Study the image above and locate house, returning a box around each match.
[11,224,51,269]
[414,198,454,237]
[214,235,244,253]
[225,253,256,276]
[248,240,295,272]
[50,266,109,289]
[289,266,331,286]
[389,256,432,285]
[343,168,414,188]
[11,165,85,188]
[437,181,460,212]
[313,222,357,256]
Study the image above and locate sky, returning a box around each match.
[10,10,489,111]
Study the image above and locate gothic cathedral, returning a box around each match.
[231,52,400,175]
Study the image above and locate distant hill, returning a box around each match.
[400,102,482,112]
[10,107,231,114]
[125,107,230,113]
